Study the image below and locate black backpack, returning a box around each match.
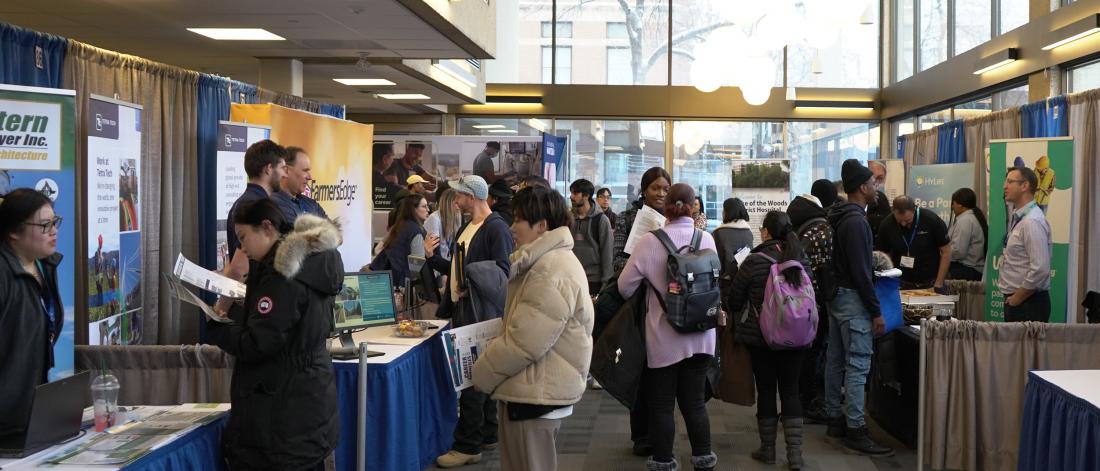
[652,229,722,333]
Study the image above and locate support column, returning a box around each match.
[258,58,304,97]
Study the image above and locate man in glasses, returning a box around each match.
[999,167,1052,322]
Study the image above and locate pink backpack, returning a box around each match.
[755,253,818,349]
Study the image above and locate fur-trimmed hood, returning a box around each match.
[274,214,344,296]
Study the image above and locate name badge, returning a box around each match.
[900,256,916,269]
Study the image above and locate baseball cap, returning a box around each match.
[406,175,428,186]
[450,175,489,200]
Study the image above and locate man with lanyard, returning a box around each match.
[999,167,1052,322]
[875,196,951,291]
[272,146,327,224]
[226,140,288,277]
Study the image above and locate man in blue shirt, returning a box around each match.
[273,146,327,223]
[225,140,287,275]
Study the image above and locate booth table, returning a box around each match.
[331,319,458,471]
[1018,370,1100,471]
[867,325,920,449]
[0,408,227,470]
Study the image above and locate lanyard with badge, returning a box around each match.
[1003,201,1036,248]
[900,208,920,269]
[35,260,57,341]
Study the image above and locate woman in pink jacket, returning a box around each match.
[618,183,718,471]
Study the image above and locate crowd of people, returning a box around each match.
[0,135,1055,471]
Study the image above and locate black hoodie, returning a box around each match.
[207,215,343,471]
[787,196,834,305]
[827,202,881,318]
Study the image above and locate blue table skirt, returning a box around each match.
[333,331,459,471]
[126,415,227,471]
[1018,372,1100,471]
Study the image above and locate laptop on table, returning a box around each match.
[0,370,89,459]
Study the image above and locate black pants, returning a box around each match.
[1004,290,1051,322]
[748,346,805,419]
[588,281,602,297]
[630,389,649,447]
[452,388,499,454]
[646,354,712,462]
[949,262,983,281]
[798,304,828,409]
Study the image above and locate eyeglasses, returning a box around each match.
[24,216,63,234]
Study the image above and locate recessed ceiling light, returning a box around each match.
[488,129,518,133]
[333,78,396,86]
[187,28,285,40]
[472,124,506,129]
[376,93,430,100]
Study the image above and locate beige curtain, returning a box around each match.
[943,280,985,321]
[905,127,939,166]
[962,108,1021,215]
[1066,90,1100,323]
[257,87,324,114]
[922,321,1100,471]
[64,41,200,345]
[76,345,233,405]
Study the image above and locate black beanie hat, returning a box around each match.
[842,159,873,194]
[811,179,838,207]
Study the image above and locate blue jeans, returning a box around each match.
[824,287,874,428]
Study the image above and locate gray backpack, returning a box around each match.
[652,229,722,333]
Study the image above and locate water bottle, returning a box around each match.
[91,372,120,432]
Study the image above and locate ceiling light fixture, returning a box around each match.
[973,48,1019,75]
[794,100,875,110]
[485,95,542,104]
[334,78,395,86]
[488,129,518,133]
[432,60,478,88]
[376,93,430,100]
[472,124,506,129]
[1043,14,1100,50]
[187,28,285,40]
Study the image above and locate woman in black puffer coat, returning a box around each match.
[725,210,814,471]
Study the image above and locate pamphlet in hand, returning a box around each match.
[440,318,502,391]
[173,253,247,298]
[162,273,232,324]
[623,204,666,255]
[733,247,751,267]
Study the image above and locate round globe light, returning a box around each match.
[691,59,722,93]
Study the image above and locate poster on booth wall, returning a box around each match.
[0,84,76,380]
[86,96,142,346]
[213,121,270,271]
[907,163,976,223]
[230,104,373,271]
[731,160,791,247]
[371,135,545,210]
[541,133,567,189]
[986,138,1078,323]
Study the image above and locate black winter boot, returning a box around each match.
[751,417,779,464]
[782,417,805,470]
[690,451,718,471]
[843,426,894,457]
[646,457,679,471]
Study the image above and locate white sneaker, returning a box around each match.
[590,378,603,390]
[436,450,482,468]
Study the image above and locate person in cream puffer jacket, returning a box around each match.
[471,187,594,471]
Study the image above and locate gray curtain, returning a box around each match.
[63,41,201,345]
[904,127,939,166]
[944,280,985,321]
[257,87,324,114]
[1067,90,1100,323]
[962,108,1021,215]
[75,345,233,405]
[922,321,1100,470]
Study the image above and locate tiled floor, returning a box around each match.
[427,389,917,471]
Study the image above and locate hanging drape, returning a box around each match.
[0,21,67,88]
[64,40,201,345]
[935,120,967,164]
[962,107,1021,219]
[1021,101,1046,138]
[1046,95,1069,137]
[902,126,939,166]
[256,87,345,119]
[229,80,258,105]
[1067,89,1100,323]
[921,320,1100,471]
[196,75,232,285]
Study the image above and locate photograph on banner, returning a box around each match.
[730,160,791,247]
[985,138,1076,323]
[231,104,373,271]
[214,121,270,271]
[0,84,77,379]
[86,96,142,345]
[871,159,906,202]
[908,163,976,223]
[372,136,544,210]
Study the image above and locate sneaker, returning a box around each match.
[480,441,498,451]
[843,427,894,457]
[590,378,604,390]
[436,450,482,468]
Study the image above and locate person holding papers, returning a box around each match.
[0,189,65,442]
[712,198,753,287]
[209,199,342,471]
[472,186,594,471]
[612,167,671,275]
